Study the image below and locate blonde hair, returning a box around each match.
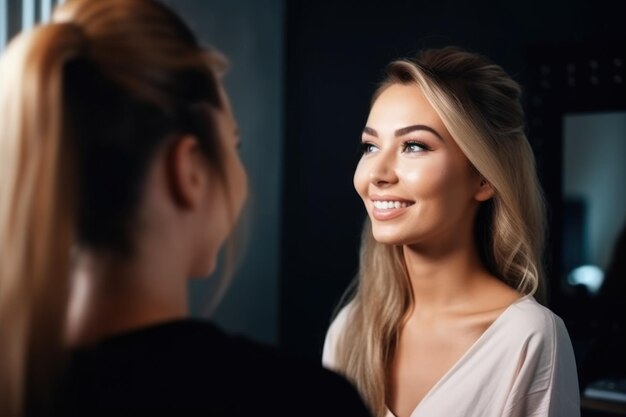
[0,1,228,415]
[333,47,547,416]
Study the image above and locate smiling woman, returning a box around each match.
[355,84,491,246]
[322,47,580,417]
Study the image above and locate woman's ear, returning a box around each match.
[165,135,209,209]
[474,177,495,202]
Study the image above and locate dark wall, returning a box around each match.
[280,0,626,361]
[166,0,284,346]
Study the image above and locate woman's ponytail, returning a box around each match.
[0,23,85,417]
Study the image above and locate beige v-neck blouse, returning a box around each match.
[323,296,580,417]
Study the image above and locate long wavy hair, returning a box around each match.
[332,47,547,416]
[0,1,229,415]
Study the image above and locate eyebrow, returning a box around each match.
[363,125,444,141]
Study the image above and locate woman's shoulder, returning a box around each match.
[62,318,327,380]
[322,301,356,369]
[507,296,562,325]
[499,296,573,346]
[56,319,371,416]
[499,297,580,413]
[327,301,356,336]
[65,319,276,370]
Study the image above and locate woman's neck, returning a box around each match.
[402,231,489,315]
[65,247,188,348]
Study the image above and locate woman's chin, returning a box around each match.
[189,259,218,279]
[372,232,405,246]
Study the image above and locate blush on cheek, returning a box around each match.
[401,167,447,198]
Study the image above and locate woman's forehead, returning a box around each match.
[367,84,447,136]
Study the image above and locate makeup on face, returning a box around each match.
[353,83,480,247]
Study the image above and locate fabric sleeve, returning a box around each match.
[503,313,580,417]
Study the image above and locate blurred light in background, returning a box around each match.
[567,265,605,294]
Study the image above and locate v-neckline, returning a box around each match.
[385,295,530,417]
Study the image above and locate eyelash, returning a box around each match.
[402,140,431,153]
[359,142,377,154]
[359,140,431,154]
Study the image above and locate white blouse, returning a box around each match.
[323,296,580,417]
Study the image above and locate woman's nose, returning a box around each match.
[369,152,398,187]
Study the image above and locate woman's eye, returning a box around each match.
[360,142,379,154]
[402,141,429,153]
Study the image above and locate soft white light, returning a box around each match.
[567,265,605,294]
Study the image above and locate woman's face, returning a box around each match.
[195,86,247,276]
[216,87,247,228]
[353,83,484,249]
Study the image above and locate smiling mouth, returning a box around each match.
[372,200,415,209]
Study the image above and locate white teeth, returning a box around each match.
[373,200,410,209]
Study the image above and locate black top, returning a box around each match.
[53,320,371,417]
